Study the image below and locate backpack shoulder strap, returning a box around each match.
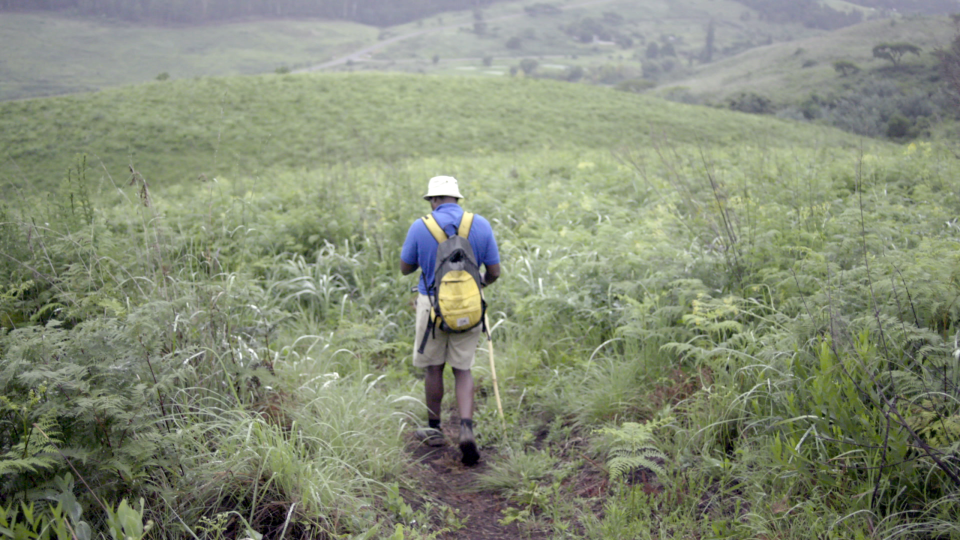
[421,214,447,244]
[458,212,474,239]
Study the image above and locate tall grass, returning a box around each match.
[2,80,958,538]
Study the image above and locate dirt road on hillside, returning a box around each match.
[294,0,619,73]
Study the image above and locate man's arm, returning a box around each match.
[401,260,419,276]
[483,263,500,286]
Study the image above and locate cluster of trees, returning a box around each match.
[562,14,635,48]
[0,0,504,25]
[733,0,864,30]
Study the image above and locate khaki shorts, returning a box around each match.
[413,294,482,371]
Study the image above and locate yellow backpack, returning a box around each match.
[417,212,486,354]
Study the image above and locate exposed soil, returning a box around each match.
[403,420,553,540]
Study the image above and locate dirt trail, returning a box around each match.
[404,421,552,540]
[294,0,619,73]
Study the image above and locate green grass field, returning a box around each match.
[0,73,864,197]
[2,51,960,540]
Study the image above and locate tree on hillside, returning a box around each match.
[700,19,715,63]
[646,42,660,59]
[935,16,960,102]
[872,42,922,66]
[833,59,862,76]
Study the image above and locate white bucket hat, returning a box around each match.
[423,175,464,200]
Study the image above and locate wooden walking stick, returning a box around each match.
[484,314,506,429]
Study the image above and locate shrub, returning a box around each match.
[155,72,170,81]
[615,78,656,93]
[726,91,774,114]
[519,58,539,75]
[833,59,861,76]
[645,42,660,59]
[642,60,661,79]
[505,36,522,50]
[886,113,913,138]
[565,65,585,82]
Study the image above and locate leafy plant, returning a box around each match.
[594,418,671,481]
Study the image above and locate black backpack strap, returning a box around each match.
[417,320,433,354]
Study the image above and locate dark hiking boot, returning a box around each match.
[414,427,445,447]
[459,424,480,466]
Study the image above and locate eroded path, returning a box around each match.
[403,421,553,540]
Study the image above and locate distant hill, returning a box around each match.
[664,16,952,102]
[1,0,832,101]
[660,15,955,139]
[0,14,380,101]
[0,73,865,195]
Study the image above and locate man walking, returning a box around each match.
[400,176,500,466]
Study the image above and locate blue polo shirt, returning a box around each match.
[401,203,500,295]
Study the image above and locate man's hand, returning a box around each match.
[483,263,501,287]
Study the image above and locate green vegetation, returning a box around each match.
[665,15,955,140]
[833,58,862,75]
[3,71,960,538]
[0,74,858,196]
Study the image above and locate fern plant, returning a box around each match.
[594,417,672,481]
[0,387,61,477]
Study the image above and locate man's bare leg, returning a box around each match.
[452,367,473,420]
[453,367,479,465]
[424,365,445,423]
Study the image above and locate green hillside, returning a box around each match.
[0,13,377,100]
[0,73,864,196]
